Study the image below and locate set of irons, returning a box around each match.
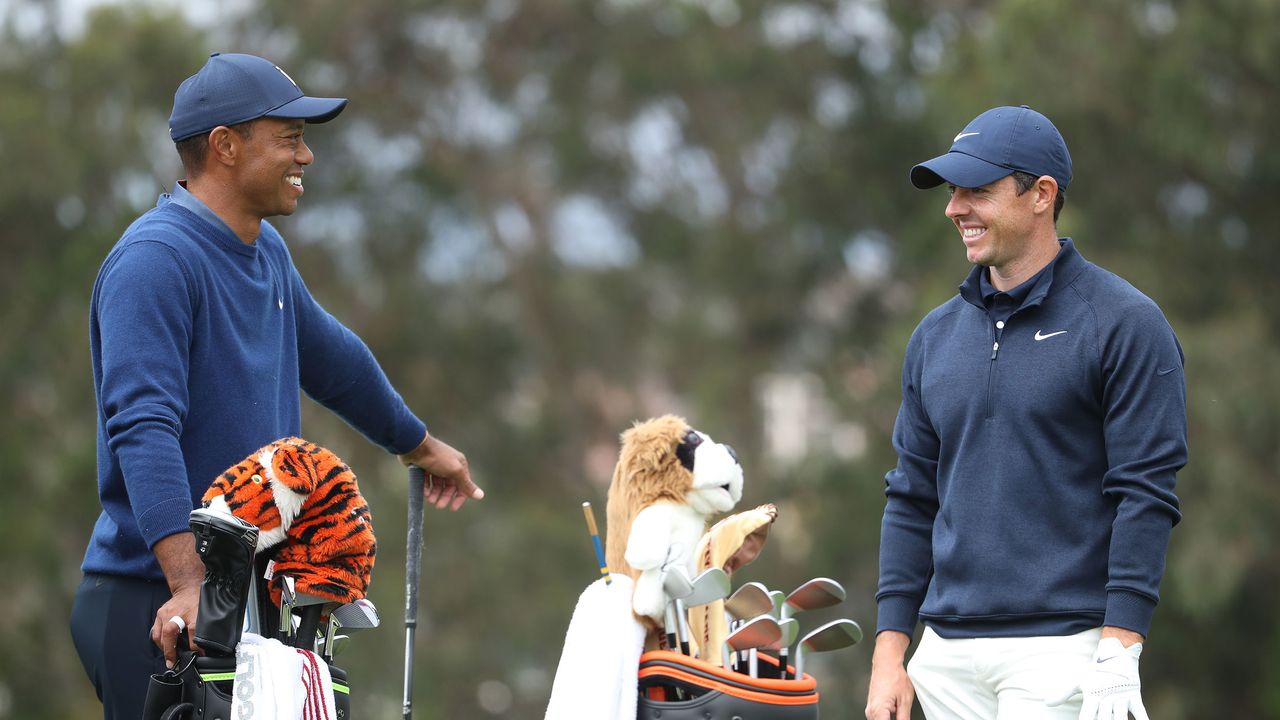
[661,567,863,682]
[271,575,382,662]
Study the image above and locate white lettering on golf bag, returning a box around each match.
[234,645,256,718]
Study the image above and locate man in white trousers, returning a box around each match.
[865,105,1187,720]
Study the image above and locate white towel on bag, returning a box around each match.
[231,632,335,720]
[544,575,646,720]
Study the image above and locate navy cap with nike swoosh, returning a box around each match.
[169,53,348,142]
[910,105,1072,191]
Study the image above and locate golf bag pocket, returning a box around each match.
[637,650,818,719]
[141,668,187,720]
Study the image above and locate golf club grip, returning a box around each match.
[406,466,426,623]
[404,465,427,720]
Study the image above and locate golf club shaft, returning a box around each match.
[675,598,692,655]
[581,502,611,584]
[295,605,322,650]
[404,466,427,720]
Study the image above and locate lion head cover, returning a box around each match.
[604,415,744,626]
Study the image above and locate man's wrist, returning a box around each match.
[1101,626,1145,648]
[152,531,204,593]
[871,630,912,667]
[400,430,432,464]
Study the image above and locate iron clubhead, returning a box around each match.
[783,577,846,620]
[795,618,863,678]
[332,598,380,629]
[662,565,694,600]
[724,615,782,654]
[775,617,799,648]
[800,618,862,651]
[686,568,731,606]
[725,582,773,621]
[769,590,786,618]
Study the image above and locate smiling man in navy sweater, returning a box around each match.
[71,53,484,719]
[865,106,1186,720]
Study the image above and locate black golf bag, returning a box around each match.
[142,509,352,720]
[636,650,820,719]
[142,649,352,720]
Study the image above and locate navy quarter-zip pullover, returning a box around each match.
[876,238,1186,639]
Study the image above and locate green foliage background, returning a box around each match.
[1,0,1276,717]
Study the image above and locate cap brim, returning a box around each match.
[263,95,348,124]
[910,152,1013,189]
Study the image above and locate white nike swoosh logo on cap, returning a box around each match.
[1034,330,1067,341]
[954,131,980,142]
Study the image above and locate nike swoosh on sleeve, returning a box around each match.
[1157,367,1178,376]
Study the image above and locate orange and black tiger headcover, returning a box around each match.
[202,437,376,606]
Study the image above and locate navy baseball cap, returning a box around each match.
[910,105,1071,191]
[169,53,348,142]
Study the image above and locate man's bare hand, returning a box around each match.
[150,532,204,668]
[866,631,915,720]
[150,585,199,668]
[399,432,484,511]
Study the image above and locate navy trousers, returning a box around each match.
[70,573,171,720]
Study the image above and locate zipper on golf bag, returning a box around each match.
[637,650,819,719]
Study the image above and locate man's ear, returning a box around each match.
[1033,176,1058,216]
[207,126,240,167]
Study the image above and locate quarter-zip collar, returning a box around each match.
[958,237,1087,315]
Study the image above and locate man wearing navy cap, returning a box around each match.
[865,106,1186,720]
[71,53,484,718]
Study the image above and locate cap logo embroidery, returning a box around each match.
[954,131,980,142]
[274,65,300,90]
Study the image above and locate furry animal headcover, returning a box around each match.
[604,415,744,626]
[202,437,376,605]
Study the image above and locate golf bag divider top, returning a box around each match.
[637,650,819,720]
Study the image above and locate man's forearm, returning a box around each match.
[153,531,204,593]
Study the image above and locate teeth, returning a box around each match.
[962,227,984,237]
[287,175,303,188]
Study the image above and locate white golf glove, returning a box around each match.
[1049,637,1149,720]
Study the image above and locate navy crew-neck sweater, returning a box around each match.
[876,239,1187,639]
[85,185,425,580]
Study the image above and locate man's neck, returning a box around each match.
[988,231,1060,292]
[183,177,260,245]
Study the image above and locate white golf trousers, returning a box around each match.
[907,626,1101,719]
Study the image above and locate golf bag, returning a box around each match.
[142,648,351,720]
[142,511,352,719]
[636,650,819,719]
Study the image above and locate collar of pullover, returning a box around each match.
[958,237,1087,313]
